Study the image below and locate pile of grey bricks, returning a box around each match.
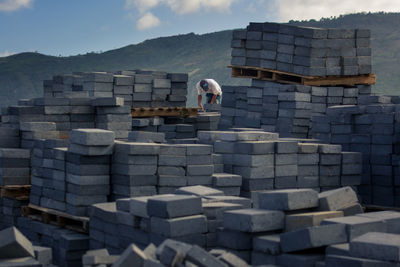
[231,22,372,76]
[0,148,31,186]
[17,216,89,266]
[0,196,28,230]
[312,96,400,207]
[43,70,188,108]
[197,129,362,199]
[219,82,371,138]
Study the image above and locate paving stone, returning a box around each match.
[112,244,147,267]
[147,195,202,218]
[280,223,347,252]
[321,215,387,240]
[318,187,359,211]
[285,211,344,232]
[258,189,318,211]
[186,245,227,267]
[252,234,281,255]
[0,227,34,258]
[150,215,207,237]
[175,185,224,197]
[223,209,284,232]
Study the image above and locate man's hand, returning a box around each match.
[198,94,203,111]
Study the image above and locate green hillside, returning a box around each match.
[0,12,399,108]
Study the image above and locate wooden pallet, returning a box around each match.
[0,185,31,201]
[230,65,376,86]
[131,107,198,118]
[22,204,89,234]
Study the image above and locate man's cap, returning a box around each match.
[200,80,209,91]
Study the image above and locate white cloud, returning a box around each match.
[136,12,161,30]
[0,50,15,57]
[275,0,400,21]
[125,0,236,15]
[0,0,32,12]
[125,0,160,13]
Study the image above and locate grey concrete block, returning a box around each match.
[150,215,207,237]
[216,229,252,250]
[212,173,242,187]
[175,185,224,197]
[281,223,347,252]
[234,141,275,154]
[233,165,274,179]
[358,211,400,234]
[318,187,359,211]
[186,245,226,267]
[258,189,319,211]
[113,244,148,267]
[147,195,202,218]
[321,215,387,240]
[0,226,34,258]
[19,122,56,132]
[114,141,160,155]
[91,97,124,107]
[70,128,115,146]
[233,154,274,167]
[223,209,284,232]
[68,143,113,156]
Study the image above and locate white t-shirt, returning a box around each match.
[196,79,222,96]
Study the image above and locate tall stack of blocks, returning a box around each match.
[231,22,372,76]
[65,129,115,216]
[312,97,400,206]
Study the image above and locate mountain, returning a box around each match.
[0,12,399,108]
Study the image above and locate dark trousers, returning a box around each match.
[206,93,221,104]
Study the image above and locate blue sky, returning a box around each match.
[0,0,399,57]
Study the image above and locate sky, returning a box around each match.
[0,0,399,57]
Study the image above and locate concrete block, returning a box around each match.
[147,195,202,218]
[91,97,124,107]
[358,211,400,234]
[223,209,284,232]
[150,215,207,237]
[175,185,224,197]
[277,253,324,267]
[0,227,34,258]
[212,173,242,187]
[325,254,394,267]
[258,189,319,211]
[70,128,115,146]
[128,131,165,143]
[285,211,344,232]
[321,215,387,240]
[252,234,281,255]
[68,143,113,156]
[112,244,147,267]
[216,229,252,250]
[114,141,160,155]
[280,223,347,252]
[318,187,359,211]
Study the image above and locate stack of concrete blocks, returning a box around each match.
[297,143,320,191]
[68,97,95,131]
[319,144,343,191]
[132,117,164,132]
[0,127,20,148]
[312,99,400,206]
[0,148,31,187]
[167,73,188,106]
[19,121,58,149]
[44,73,87,98]
[219,82,371,138]
[325,231,400,266]
[231,22,372,76]
[158,144,214,194]
[66,129,115,216]
[0,226,53,267]
[111,141,159,199]
[0,197,28,230]
[89,202,121,254]
[34,97,72,133]
[17,217,89,267]
[92,97,132,140]
[30,140,68,212]
[83,72,114,98]
[113,74,134,107]
[158,123,197,141]
[274,140,299,189]
[195,112,221,131]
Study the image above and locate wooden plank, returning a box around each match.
[303,73,376,86]
[22,204,89,234]
[0,185,31,201]
[229,65,376,86]
[131,107,198,118]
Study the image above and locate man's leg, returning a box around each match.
[206,93,213,103]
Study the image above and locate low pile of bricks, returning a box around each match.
[312,95,400,207]
[219,82,371,137]
[231,22,372,76]
[198,130,362,199]
[44,70,188,108]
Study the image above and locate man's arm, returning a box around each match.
[198,94,203,110]
[210,94,217,104]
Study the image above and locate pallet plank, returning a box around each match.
[22,204,89,234]
[0,185,31,201]
[131,107,198,118]
[229,65,376,86]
